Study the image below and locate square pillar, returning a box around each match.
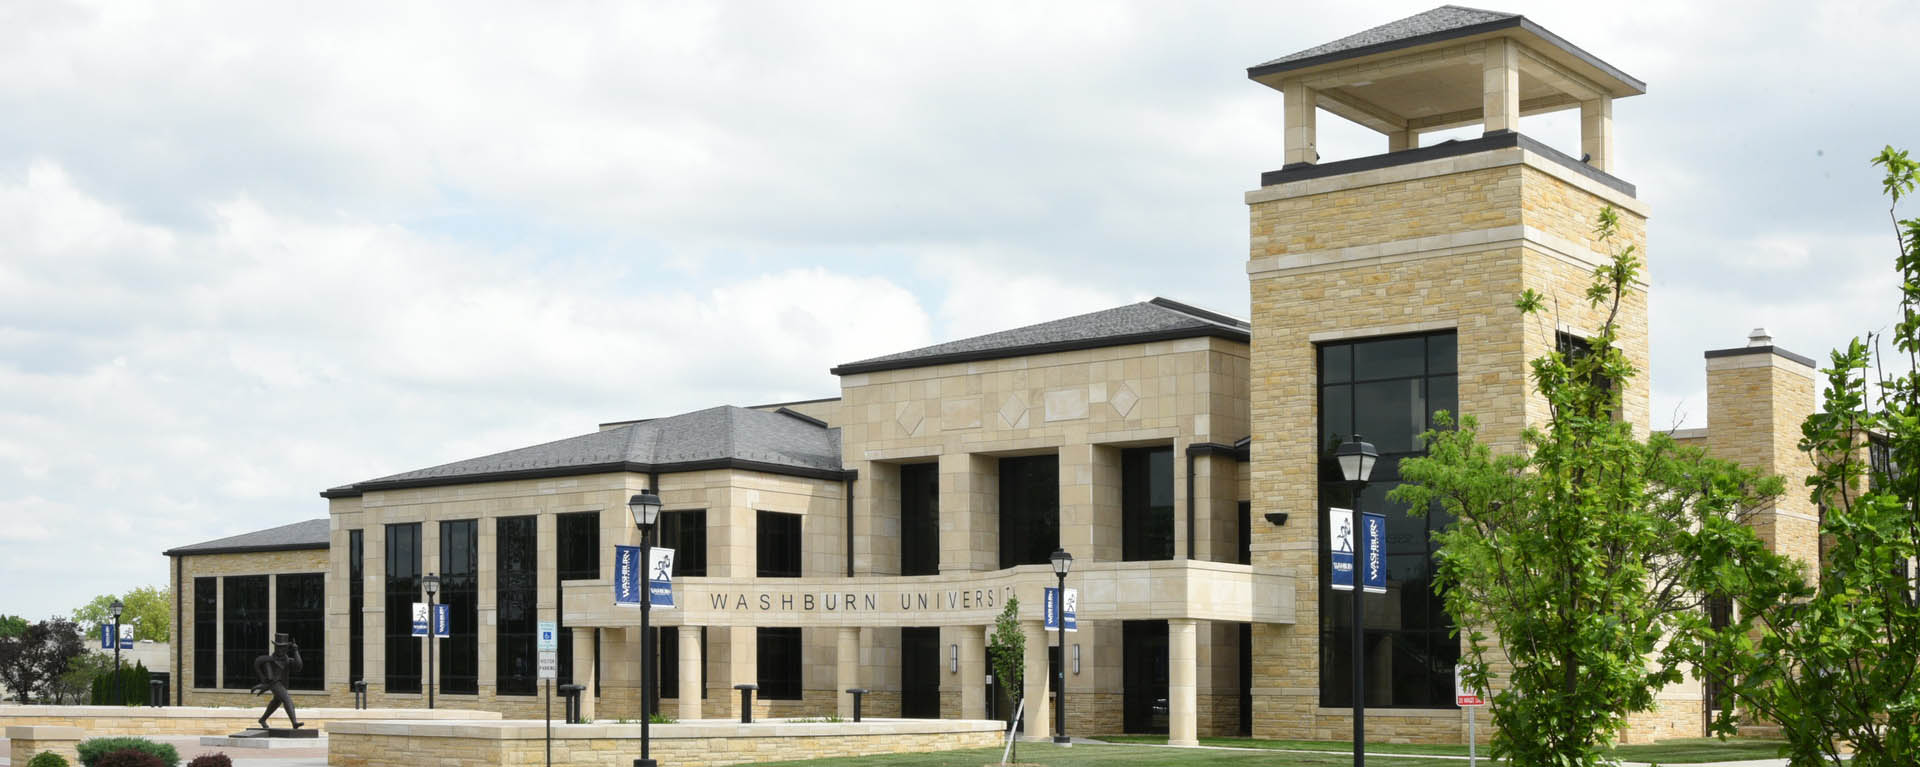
[725,626,755,719]
[1168,618,1199,747]
[959,624,987,719]
[836,627,861,718]
[1388,129,1416,152]
[678,626,703,721]
[1283,80,1318,165]
[1482,38,1519,134]
[571,626,597,722]
[1021,620,1051,740]
[940,453,998,572]
[1581,96,1614,172]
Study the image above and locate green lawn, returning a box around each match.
[741,742,1464,767]
[1090,735,1787,764]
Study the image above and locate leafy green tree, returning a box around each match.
[1391,206,1786,767]
[987,595,1025,763]
[1697,148,1920,767]
[0,614,27,639]
[0,618,88,703]
[72,587,169,642]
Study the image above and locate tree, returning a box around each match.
[987,595,1025,764]
[1390,206,1787,767]
[0,614,27,639]
[72,587,170,642]
[1698,148,1920,767]
[0,618,87,703]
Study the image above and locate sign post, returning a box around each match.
[539,621,558,767]
[1455,665,1486,767]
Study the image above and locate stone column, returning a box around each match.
[1581,96,1614,172]
[1168,618,1199,747]
[836,627,861,719]
[959,624,987,719]
[572,626,597,722]
[678,627,703,721]
[1388,129,1416,152]
[940,453,999,572]
[726,626,756,719]
[1283,80,1318,165]
[1482,38,1519,134]
[1021,620,1051,740]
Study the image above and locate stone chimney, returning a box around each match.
[1704,330,1819,568]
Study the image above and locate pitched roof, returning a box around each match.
[165,518,330,556]
[830,298,1249,376]
[1254,5,1518,70]
[321,405,845,498]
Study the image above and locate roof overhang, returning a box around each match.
[321,458,858,499]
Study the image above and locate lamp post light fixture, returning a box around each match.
[109,599,124,673]
[422,572,440,709]
[1048,548,1073,745]
[629,489,663,767]
[1335,435,1377,767]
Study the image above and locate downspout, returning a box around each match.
[845,475,855,578]
[1185,450,1197,560]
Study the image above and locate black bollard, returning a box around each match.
[733,683,758,724]
[149,678,164,708]
[350,680,368,710]
[559,684,587,723]
[846,688,867,722]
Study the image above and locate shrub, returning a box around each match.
[96,751,165,767]
[76,738,178,767]
[27,752,71,767]
[185,755,232,767]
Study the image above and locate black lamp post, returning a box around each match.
[1335,435,1377,767]
[422,572,440,709]
[109,599,124,673]
[629,489,663,767]
[1048,548,1073,745]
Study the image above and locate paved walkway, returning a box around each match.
[1078,738,1794,767]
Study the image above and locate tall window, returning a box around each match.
[275,573,325,690]
[900,463,940,576]
[556,511,599,685]
[659,626,706,699]
[999,455,1059,568]
[658,511,707,577]
[385,522,422,693]
[1122,446,1175,561]
[440,519,479,695]
[221,575,268,689]
[1317,331,1459,708]
[348,529,364,685]
[757,511,802,578]
[496,515,538,696]
[193,577,217,688]
[757,627,803,700]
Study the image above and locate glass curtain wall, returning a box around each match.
[440,519,478,694]
[496,515,538,696]
[1317,331,1459,707]
[385,522,422,693]
[274,573,326,690]
[221,575,268,689]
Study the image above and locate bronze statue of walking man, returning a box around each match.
[251,633,304,730]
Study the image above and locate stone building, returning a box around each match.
[164,6,1826,746]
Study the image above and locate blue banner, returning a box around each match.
[648,547,675,609]
[100,623,112,650]
[1043,587,1077,632]
[614,544,642,608]
[1362,511,1386,594]
[433,603,451,637]
[1329,508,1355,591]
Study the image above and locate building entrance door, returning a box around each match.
[1124,620,1170,734]
[901,627,942,718]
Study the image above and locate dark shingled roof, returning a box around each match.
[165,518,330,556]
[1254,5,1517,69]
[830,298,1249,376]
[321,405,845,498]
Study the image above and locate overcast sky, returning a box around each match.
[3,0,1914,622]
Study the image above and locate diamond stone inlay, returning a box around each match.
[1110,382,1140,418]
[999,394,1028,429]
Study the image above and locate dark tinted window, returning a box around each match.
[221,575,268,689]
[1317,331,1460,708]
[999,455,1059,568]
[555,511,599,684]
[385,522,422,693]
[900,463,940,576]
[496,515,538,696]
[193,577,217,688]
[756,627,803,700]
[659,626,706,699]
[1122,446,1175,561]
[757,511,802,578]
[275,573,325,690]
[440,519,479,695]
[348,529,364,684]
[658,511,707,577]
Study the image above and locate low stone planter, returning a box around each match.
[327,717,1005,767]
[0,706,501,736]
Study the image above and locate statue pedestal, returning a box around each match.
[200,729,323,749]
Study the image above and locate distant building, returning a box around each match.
[166,6,1823,745]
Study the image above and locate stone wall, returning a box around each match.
[327,718,1004,767]
[0,705,498,737]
